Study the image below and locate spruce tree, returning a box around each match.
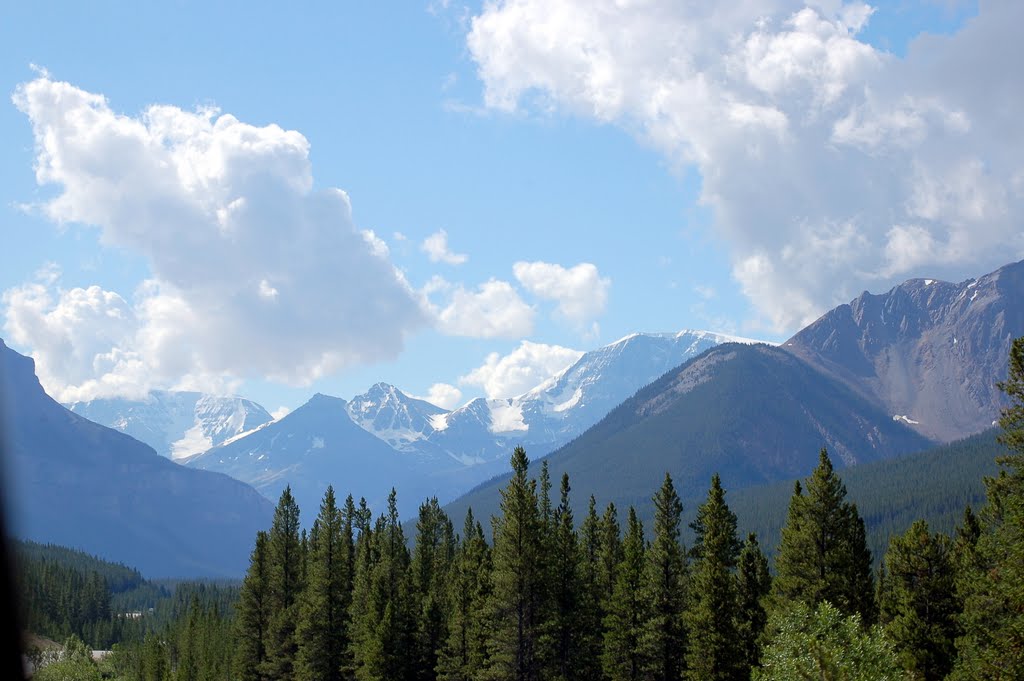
[735,533,771,673]
[234,530,270,681]
[546,473,584,681]
[350,489,416,681]
[641,473,688,681]
[879,520,957,681]
[438,509,492,681]
[954,336,1024,678]
[598,502,622,619]
[684,474,743,681]
[411,497,456,681]
[295,486,351,681]
[487,446,544,681]
[575,496,605,681]
[772,449,875,621]
[602,507,646,681]
[261,486,303,681]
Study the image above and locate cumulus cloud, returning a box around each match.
[459,340,583,399]
[422,229,469,265]
[421,382,464,410]
[512,261,610,331]
[6,76,426,400]
[467,1,1024,332]
[429,278,535,338]
[271,406,292,420]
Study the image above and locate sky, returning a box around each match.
[2,0,1019,416]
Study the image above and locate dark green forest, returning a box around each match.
[21,338,1024,680]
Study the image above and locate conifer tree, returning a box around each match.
[296,486,351,681]
[235,531,270,680]
[575,495,605,680]
[772,449,875,622]
[438,508,492,681]
[641,473,688,681]
[602,507,646,681]
[735,533,771,673]
[261,486,303,681]
[411,497,456,681]
[684,474,743,681]
[954,336,1024,678]
[487,446,545,681]
[546,473,585,681]
[350,489,416,681]
[879,520,957,681]
[598,502,622,619]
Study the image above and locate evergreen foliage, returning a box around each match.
[879,520,958,680]
[735,533,771,673]
[641,473,688,681]
[234,531,269,680]
[261,486,303,681]
[684,474,743,681]
[411,496,456,681]
[602,507,646,681]
[772,449,876,622]
[437,508,492,680]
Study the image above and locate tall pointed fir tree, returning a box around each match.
[545,473,586,681]
[438,508,492,681]
[295,486,351,681]
[772,449,875,622]
[487,446,545,681]
[735,533,771,674]
[411,497,456,681]
[234,531,270,681]
[350,489,416,681]
[879,520,958,681]
[954,336,1024,679]
[598,502,623,619]
[641,473,688,681]
[575,496,605,680]
[602,507,646,681]
[261,486,303,681]
[684,474,743,681]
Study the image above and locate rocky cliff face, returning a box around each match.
[785,259,1024,442]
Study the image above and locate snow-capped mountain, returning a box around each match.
[67,391,273,460]
[183,330,754,514]
[346,382,447,453]
[185,393,485,518]
[422,330,764,464]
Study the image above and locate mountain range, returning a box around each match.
[0,339,273,577]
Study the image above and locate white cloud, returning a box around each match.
[422,382,464,410]
[512,261,610,330]
[432,279,535,339]
[459,340,583,399]
[271,406,291,420]
[422,229,469,265]
[467,0,1024,332]
[6,76,427,400]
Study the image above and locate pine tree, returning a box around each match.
[641,473,688,681]
[879,520,957,681]
[684,474,743,681]
[411,497,456,681]
[261,486,303,681]
[772,449,875,622]
[954,336,1024,679]
[597,502,622,620]
[234,530,270,681]
[575,496,605,681]
[350,489,416,681]
[438,509,492,681]
[545,473,585,681]
[296,486,351,681]
[735,533,771,674]
[487,446,545,681]
[602,507,646,681]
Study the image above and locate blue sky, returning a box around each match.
[5,0,1019,415]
